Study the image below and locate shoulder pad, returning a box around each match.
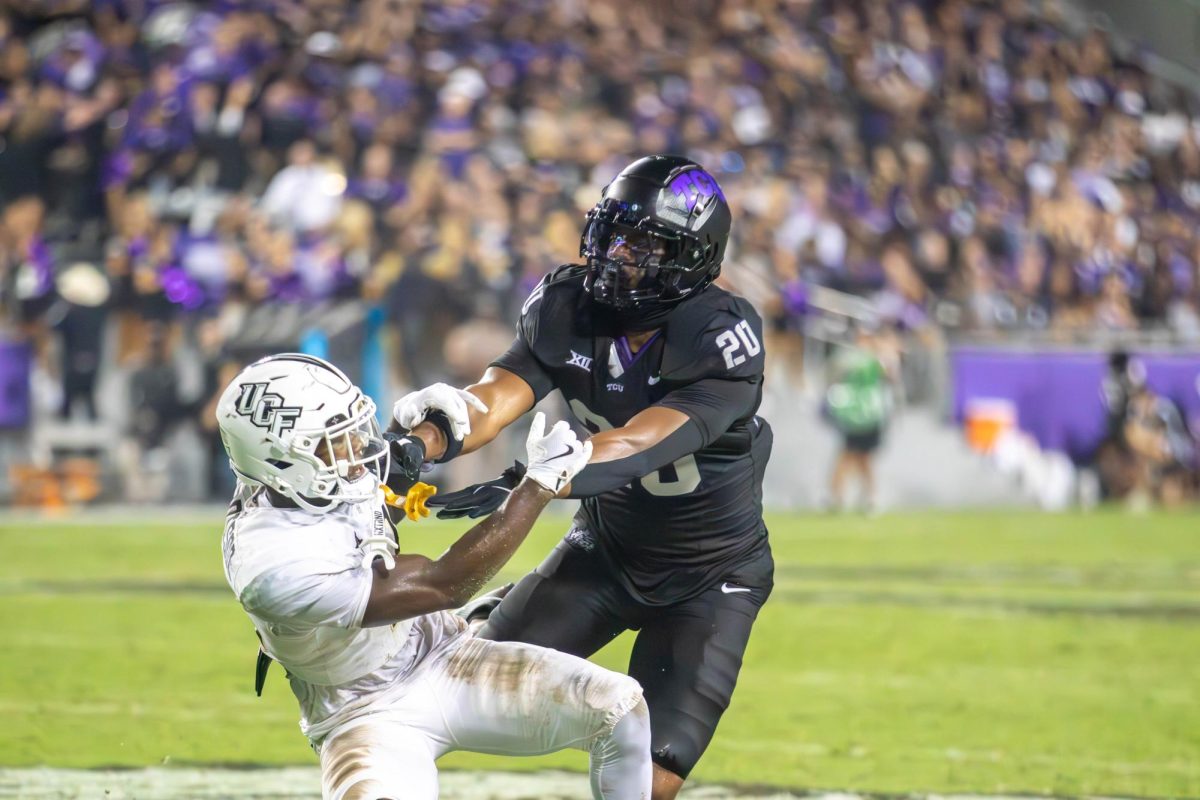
[517,265,588,357]
[661,287,765,383]
[519,264,586,317]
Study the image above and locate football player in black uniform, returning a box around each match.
[390,156,773,799]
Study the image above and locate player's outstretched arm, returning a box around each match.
[457,367,536,455]
[566,377,759,497]
[564,406,698,497]
[393,367,535,462]
[361,412,589,626]
[427,378,760,517]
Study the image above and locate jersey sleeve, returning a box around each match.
[490,334,554,402]
[660,293,766,384]
[488,277,558,402]
[239,558,373,629]
[656,377,760,445]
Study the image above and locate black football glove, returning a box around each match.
[383,432,427,496]
[425,461,527,519]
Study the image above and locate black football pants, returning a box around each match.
[479,537,772,779]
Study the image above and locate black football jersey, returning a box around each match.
[492,265,773,604]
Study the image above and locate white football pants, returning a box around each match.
[318,632,651,800]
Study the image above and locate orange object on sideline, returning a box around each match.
[964,397,1017,453]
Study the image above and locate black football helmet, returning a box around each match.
[581,155,731,329]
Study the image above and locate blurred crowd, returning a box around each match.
[2,0,1200,501]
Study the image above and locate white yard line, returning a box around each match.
[0,767,1144,800]
[0,767,774,799]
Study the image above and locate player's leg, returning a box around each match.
[417,633,652,799]
[858,451,876,509]
[829,443,852,511]
[480,531,634,658]
[590,697,653,799]
[853,428,881,511]
[318,717,439,800]
[628,562,772,800]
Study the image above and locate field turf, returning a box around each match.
[1,509,1197,796]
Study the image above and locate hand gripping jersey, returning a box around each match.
[221,481,464,742]
[492,265,774,604]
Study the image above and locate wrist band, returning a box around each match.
[426,411,464,463]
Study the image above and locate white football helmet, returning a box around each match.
[216,353,389,512]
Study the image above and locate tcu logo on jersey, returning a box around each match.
[235,382,302,436]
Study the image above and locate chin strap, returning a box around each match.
[254,630,273,697]
[254,647,272,697]
[359,533,397,570]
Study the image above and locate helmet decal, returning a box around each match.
[664,168,726,230]
[668,168,725,211]
[235,382,302,437]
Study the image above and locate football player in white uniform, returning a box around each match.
[216,353,651,800]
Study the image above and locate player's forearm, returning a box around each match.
[362,481,552,625]
[568,421,703,497]
[424,479,553,602]
[406,369,533,461]
[405,420,448,458]
[459,368,536,455]
[405,394,498,461]
[456,380,516,456]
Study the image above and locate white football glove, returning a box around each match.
[392,383,489,441]
[523,412,593,495]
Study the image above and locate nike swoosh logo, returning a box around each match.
[648,375,661,385]
[720,583,752,594]
[543,444,577,462]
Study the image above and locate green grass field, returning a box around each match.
[1,509,1198,796]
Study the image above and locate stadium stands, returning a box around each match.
[1,0,1198,505]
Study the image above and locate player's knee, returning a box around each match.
[589,696,653,798]
[605,673,646,722]
[615,696,651,749]
[615,672,643,703]
[598,685,650,753]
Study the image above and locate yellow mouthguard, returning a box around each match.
[382,481,438,522]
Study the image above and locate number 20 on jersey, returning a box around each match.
[716,320,761,370]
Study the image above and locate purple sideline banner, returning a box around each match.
[0,340,31,428]
[951,347,1200,460]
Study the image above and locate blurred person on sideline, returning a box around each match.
[194,315,241,500]
[1118,386,1195,510]
[1097,351,1195,508]
[824,322,896,513]
[50,262,110,421]
[121,322,184,501]
[1121,386,1195,507]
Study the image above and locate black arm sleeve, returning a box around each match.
[567,378,758,498]
[567,420,705,498]
[489,335,555,403]
[655,378,760,445]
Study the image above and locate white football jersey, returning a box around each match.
[221,480,465,743]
